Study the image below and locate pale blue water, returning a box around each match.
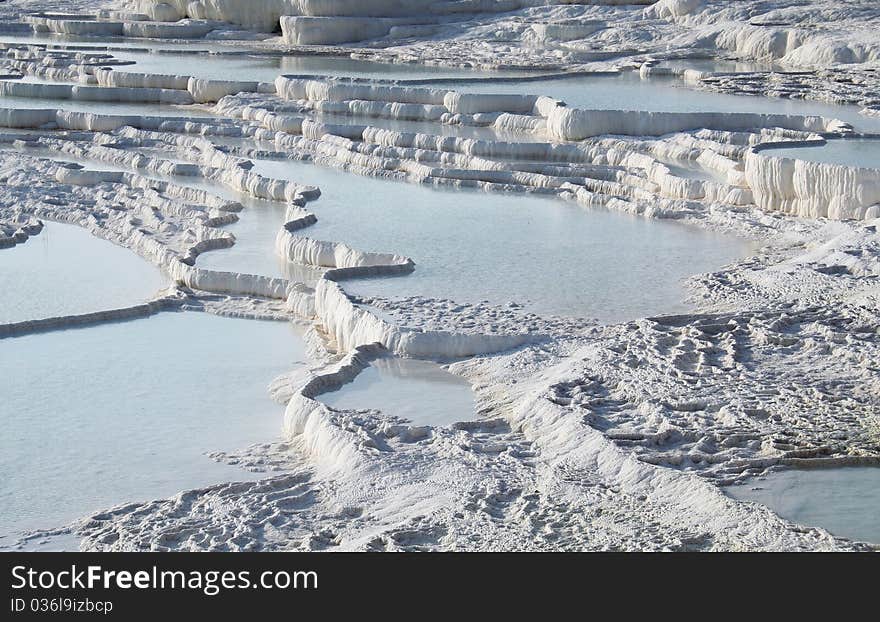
[657,158,720,182]
[250,158,751,322]
[727,467,880,544]
[196,192,326,283]
[3,43,876,132]
[0,221,166,324]
[0,33,540,80]
[319,357,475,427]
[0,92,212,116]
[456,72,880,133]
[0,34,253,50]
[0,312,308,537]
[0,153,321,282]
[17,75,78,84]
[94,164,325,282]
[760,139,880,169]
[660,59,778,73]
[107,50,540,82]
[311,111,540,142]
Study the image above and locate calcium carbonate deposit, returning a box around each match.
[1,0,879,552]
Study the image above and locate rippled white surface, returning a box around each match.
[727,467,880,544]
[0,312,308,538]
[251,158,751,322]
[0,221,166,324]
[319,357,475,427]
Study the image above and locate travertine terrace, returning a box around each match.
[1,0,879,551]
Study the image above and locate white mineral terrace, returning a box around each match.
[1,0,879,552]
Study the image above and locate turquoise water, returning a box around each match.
[0,312,308,538]
[319,357,475,427]
[0,221,166,324]
[727,467,880,544]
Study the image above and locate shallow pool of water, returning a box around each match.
[196,191,326,283]
[0,152,321,282]
[6,42,876,133]
[0,93,211,116]
[653,156,722,182]
[759,139,880,169]
[1,33,538,73]
[312,110,543,142]
[107,49,540,82]
[0,312,309,537]
[456,72,880,133]
[251,158,750,322]
[660,58,778,73]
[14,75,78,85]
[318,357,475,427]
[85,160,325,281]
[0,221,166,324]
[727,467,880,545]
[1,33,541,80]
[0,33,271,51]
